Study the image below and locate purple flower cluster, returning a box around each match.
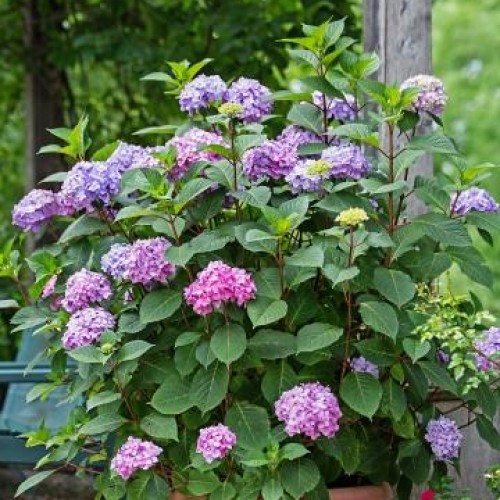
[196,424,237,463]
[450,187,499,216]
[59,161,122,213]
[12,189,62,232]
[274,382,342,440]
[224,77,272,123]
[41,275,58,299]
[106,142,161,173]
[242,140,298,181]
[62,306,115,350]
[285,159,331,193]
[110,437,162,480]
[321,144,371,180]
[101,238,175,286]
[474,327,500,371]
[167,128,227,180]
[62,269,112,313]
[313,91,357,121]
[184,261,256,316]
[350,356,379,378]
[277,125,322,149]
[401,75,448,115]
[425,416,462,461]
[180,74,227,114]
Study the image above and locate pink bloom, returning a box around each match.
[41,275,58,299]
[421,490,435,500]
[196,424,237,463]
[110,437,162,480]
[62,269,112,313]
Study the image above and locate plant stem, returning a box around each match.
[387,123,395,234]
[341,227,355,379]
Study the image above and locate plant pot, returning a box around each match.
[328,482,393,500]
[169,492,206,500]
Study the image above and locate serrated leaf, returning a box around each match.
[15,470,56,497]
[402,338,430,363]
[210,323,247,365]
[225,402,270,450]
[59,216,107,244]
[150,367,193,415]
[322,264,359,287]
[140,412,178,441]
[248,330,296,359]
[287,103,323,134]
[261,361,298,404]
[285,246,324,268]
[280,459,320,499]
[247,297,287,328]
[296,323,342,353]
[117,340,154,363]
[191,362,229,412]
[79,414,127,435]
[140,289,182,324]
[340,372,382,419]
[359,301,399,340]
[373,268,415,308]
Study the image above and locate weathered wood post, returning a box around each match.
[363,2,499,498]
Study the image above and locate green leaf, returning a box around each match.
[118,312,145,334]
[225,402,270,450]
[59,215,107,244]
[150,367,193,415]
[332,123,379,147]
[140,412,178,441]
[117,340,154,363]
[419,361,457,395]
[67,345,106,364]
[359,301,399,340]
[476,415,500,450]
[191,362,229,412]
[261,361,298,404]
[411,213,471,247]
[255,268,282,300]
[340,373,382,419]
[407,132,458,155]
[232,186,271,208]
[296,323,342,353]
[285,246,324,268]
[322,264,359,287]
[187,470,220,495]
[15,470,56,497]
[466,212,500,233]
[140,289,182,324]
[373,268,415,308]
[133,124,178,136]
[262,478,284,500]
[280,459,321,499]
[248,330,296,359]
[383,379,407,421]
[86,391,121,411]
[210,482,237,500]
[210,323,247,365]
[114,206,157,222]
[280,443,310,461]
[317,428,360,474]
[174,178,214,207]
[287,102,323,134]
[79,414,127,435]
[356,338,398,366]
[402,338,430,363]
[247,297,288,328]
[400,445,431,485]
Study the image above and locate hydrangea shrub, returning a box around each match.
[9,19,500,500]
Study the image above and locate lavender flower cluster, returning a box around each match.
[425,416,462,461]
[312,91,357,121]
[474,327,500,371]
[184,261,256,315]
[278,125,322,149]
[101,238,175,286]
[12,189,64,232]
[196,424,237,463]
[179,74,227,114]
[62,269,112,313]
[401,74,448,115]
[62,306,115,350]
[110,437,162,480]
[350,356,379,378]
[451,187,499,215]
[321,144,371,180]
[242,140,298,181]
[274,382,342,440]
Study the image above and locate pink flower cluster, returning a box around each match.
[184,261,256,315]
[110,437,162,480]
[62,269,112,313]
[275,382,342,440]
[196,424,237,463]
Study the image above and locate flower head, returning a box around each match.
[313,91,357,121]
[451,187,499,215]
[421,491,436,500]
[111,437,162,480]
[106,142,161,173]
[350,356,379,378]
[12,189,61,232]
[285,160,331,193]
[401,75,448,115]
[336,208,369,227]
[196,424,237,463]
[184,261,256,316]
[62,269,112,313]
[180,74,227,114]
[275,382,342,440]
[425,416,462,461]
[167,128,227,180]
[62,306,115,350]
[224,77,272,123]
[101,243,131,280]
[321,144,371,180]
[277,125,322,149]
[474,327,500,371]
[242,140,298,181]
[218,102,244,116]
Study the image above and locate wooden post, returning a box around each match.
[363,0,432,215]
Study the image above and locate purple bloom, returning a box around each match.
[313,91,357,121]
[285,159,332,193]
[474,327,500,371]
[224,77,272,123]
[167,128,227,180]
[60,161,122,212]
[242,140,298,181]
[450,187,499,216]
[110,437,162,480]
[401,75,448,115]
[278,125,322,149]
[184,261,256,316]
[274,382,342,440]
[196,424,237,463]
[179,74,227,114]
[350,356,379,378]
[425,416,462,461]
[106,142,161,173]
[101,243,131,280]
[41,275,58,299]
[62,269,112,313]
[437,349,450,365]
[12,189,61,232]
[321,144,371,180]
[62,306,115,349]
